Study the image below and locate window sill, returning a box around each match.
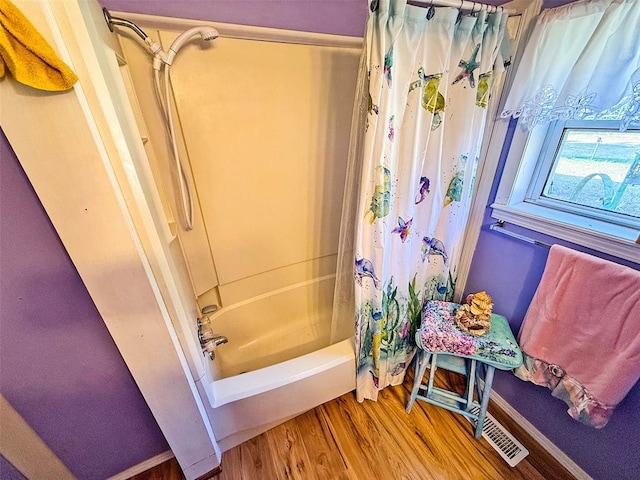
[490,202,639,264]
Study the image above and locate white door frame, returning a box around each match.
[0,1,219,478]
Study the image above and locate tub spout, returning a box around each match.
[200,333,228,360]
[199,328,227,346]
[211,334,228,346]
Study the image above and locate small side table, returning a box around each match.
[406,301,523,438]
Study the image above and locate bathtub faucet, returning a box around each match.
[196,304,226,359]
[199,330,228,360]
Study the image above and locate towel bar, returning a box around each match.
[489,222,552,248]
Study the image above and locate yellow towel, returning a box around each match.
[0,0,78,91]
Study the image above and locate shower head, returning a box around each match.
[166,27,220,64]
[103,8,168,61]
[103,10,218,69]
[103,8,149,41]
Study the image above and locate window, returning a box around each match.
[488,0,640,262]
[492,119,640,262]
[530,121,640,227]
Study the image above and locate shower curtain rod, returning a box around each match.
[410,1,517,16]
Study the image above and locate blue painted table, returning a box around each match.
[406,301,523,438]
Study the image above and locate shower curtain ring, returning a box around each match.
[426,0,436,20]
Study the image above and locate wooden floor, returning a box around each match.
[130,370,573,480]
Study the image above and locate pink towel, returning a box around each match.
[515,245,640,428]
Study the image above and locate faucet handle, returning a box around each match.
[197,305,218,328]
[201,338,221,360]
[198,327,216,346]
[197,316,210,329]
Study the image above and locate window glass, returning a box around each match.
[540,129,640,219]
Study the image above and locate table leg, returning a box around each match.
[475,362,483,401]
[426,354,438,396]
[474,365,495,438]
[465,359,477,412]
[406,351,431,413]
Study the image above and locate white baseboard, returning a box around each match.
[107,450,174,480]
[490,392,592,480]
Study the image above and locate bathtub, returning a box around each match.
[197,274,356,451]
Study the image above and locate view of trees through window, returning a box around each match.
[542,130,640,219]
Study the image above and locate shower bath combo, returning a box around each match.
[102,8,358,452]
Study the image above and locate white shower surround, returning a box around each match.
[110,14,362,452]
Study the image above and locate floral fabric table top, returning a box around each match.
[416,301,523,370]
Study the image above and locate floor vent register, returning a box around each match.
[467,406,529,467]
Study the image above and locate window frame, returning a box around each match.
[527,120,640,230]
[491,118,640,263]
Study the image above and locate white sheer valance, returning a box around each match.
[501,0,640,130]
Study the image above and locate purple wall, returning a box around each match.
[102,0,370,37]
[0,456,27,480]
[465,120,640,480]
[0,129,169,479]
[100,0,577,38]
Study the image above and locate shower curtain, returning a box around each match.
[349,0,511,401]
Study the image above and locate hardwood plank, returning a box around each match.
[357,385,448,480]
[131,367,573,480]
[416,368,570,480]
[218,446,242,480]
[294,409,347,480]
[331,470,361,480]
[128,456,184,480]
[196,466,222,480]
[239,433,279,480]
[428,371,514,479]
[512,458,548,480]
[265,420,316,480]
[402,367,551,480]
[344,392,427,479]
[319,395,379,479]
[399,369,494,478]
[401,389,503,479]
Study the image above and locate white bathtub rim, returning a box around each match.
[209,337,354,408]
